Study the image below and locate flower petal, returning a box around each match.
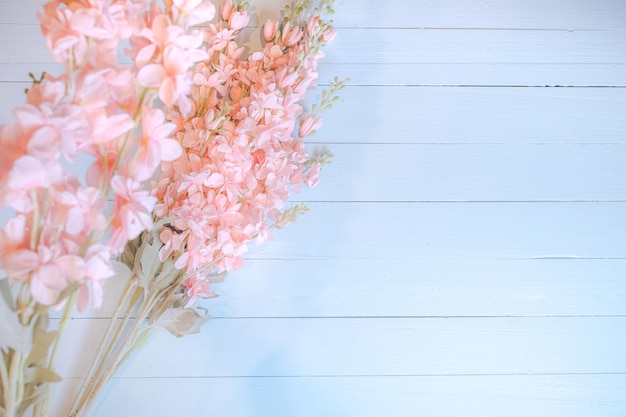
[137,64,167,88]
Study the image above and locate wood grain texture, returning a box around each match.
[3,84,626,144]
[48,374,626,417]
[51,317,626,378]
[54,258,626,319]
[2,25,626,65]
[5,0,626,30]
[247,202,626,260]
[4,62,626,86]
[0,0,624,416]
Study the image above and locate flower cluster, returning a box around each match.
[151,0,340,308]
[0,0,215,310]
[0,1,344,416]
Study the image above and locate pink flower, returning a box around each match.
[56,186,107,235]
[0,216,29,270]
[89,112,135,144]
[109,175,157,252]
[38,4,87,65]
[134,106,182,180]
[70,8,115,40]
[4,245,84,305]
[167,0,216,27]
[228,11,249,31]
[8,156,51,191]
[77,245,115,311]
[298,114,322,137]
[321,27,337,44]
[220,0,234,21]
[137,46,190,106]
[281,22,302,46]
[182,273,216,307]
[263,19,278,42]
[306,16,320,36]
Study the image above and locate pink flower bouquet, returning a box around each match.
[0,0,344,416]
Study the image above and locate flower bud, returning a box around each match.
[220,0,234,21]
[228,10,249,31]
[281,22,303,46]
[306,16,320,36]
[321,27,337,44]
[263,19,278,42]
[299,115,322,137]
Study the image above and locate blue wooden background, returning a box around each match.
[0,0,625,415]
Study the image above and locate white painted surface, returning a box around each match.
[1,0,625,416]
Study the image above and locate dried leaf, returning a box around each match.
[153,307,210,338]
[23,365,61,384]
[0,277,14,310]
[135,232,166,290]
[18,383,47,416]
[0,295,32,353]
[26,329,57,365]
[119,234,141,269]
[207,271,227,284]
[149,259,180,292]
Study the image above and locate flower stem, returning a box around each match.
[68,278,135,417]
[70,278,161,417]
[0,351,12,417]
[31,294,75,417]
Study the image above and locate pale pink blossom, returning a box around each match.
[321,27,337,44]
[228,10,249,31]
[38,4,88,65]
[134,106,182,180]
[77,245,115,310]
[182,273,216,307]
[298,114,322,137]
[8,156,51,191]
[306,16,320,36]
[281,22,302,46]
[109,175,157,252]
[89,112,135,144]
[4,245,84,305]
[169,0,216,27]
[220,0,234,21]
[55,186,107,235]
[137,45,190,106]
[0,216,29,272]
[263,19,278,42]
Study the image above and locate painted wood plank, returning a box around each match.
[296,144,626,202]
[328,0,626,31]
[48,374,626,417]
[325,29,626,65]
[5,202,621,262]
[2,25,626,65]
[52,316,626,378]
[3,62,626,86]
[66,259,626,319]
[318,63,626,87]
[5,0,626,31]
[246,202,626,260]
[316,86,626,144]
[203,259,626,318]
[13,142,623,204]
[2,83,625,145]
